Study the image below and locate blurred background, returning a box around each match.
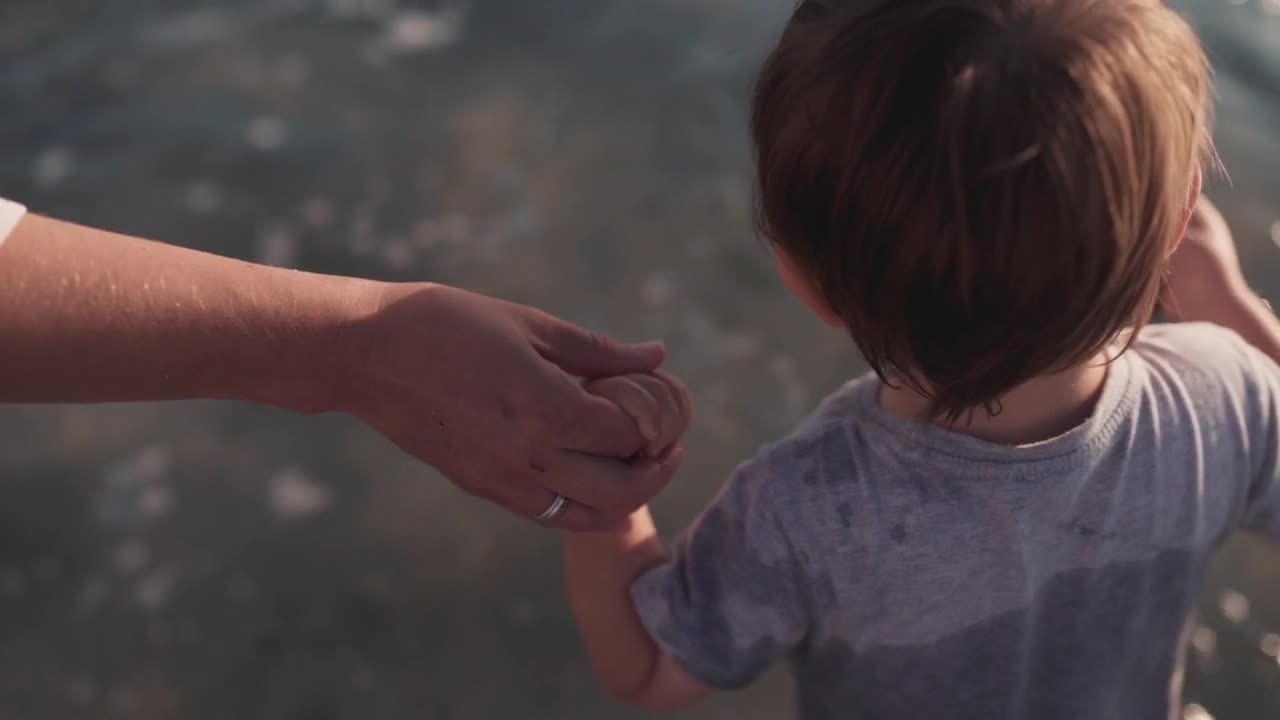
[0,0,1278,718]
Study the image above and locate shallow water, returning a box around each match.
[0,1,1278,718]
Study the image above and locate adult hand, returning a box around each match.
[341,282,684,531]
[0,213,681,531]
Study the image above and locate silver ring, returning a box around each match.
[535,494,569,522]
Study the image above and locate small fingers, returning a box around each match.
[654,370,694,439]
[626,374,681,457]
[583,376,661,450]
[556,388,649,458]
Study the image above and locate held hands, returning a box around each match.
[584,372,694,465]
[341,282,684,531]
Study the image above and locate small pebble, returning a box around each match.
[269,468,332,519]
[33,146,75,188]
[181,181,222,214]
[113,541,150,574]
[1260,633,1280,657]
[1218,589,1249,624]
[142,485,173,518]
[136,570,174,612]
[129,446,173,482]
[301,197,336,228]
[381,8,465,53]
[381,237,415,270]
[256,223,300,267]
[643,274,674,307]
[246,116,288,152]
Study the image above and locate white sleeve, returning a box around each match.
[0,197,28,249]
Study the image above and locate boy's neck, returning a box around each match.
[879,352,1111,446]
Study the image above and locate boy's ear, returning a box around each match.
[1168,169,1204,260]
[773,250,845,328]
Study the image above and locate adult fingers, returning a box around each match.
[449,466,611,532]
[543,446,685,518]
[527,489,615,532]
[654,371,694,435]
[529,312,666,379]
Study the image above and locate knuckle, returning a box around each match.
[584,330,614,354]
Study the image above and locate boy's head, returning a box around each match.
[753,0,1212,420]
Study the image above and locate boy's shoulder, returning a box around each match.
[1132,320,1251,356]
[732,373,879,495]
[1130,321,1274,396]
[733,321,1278,498]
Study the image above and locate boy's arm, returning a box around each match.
[1161,196,1280,362]
[566,372,809,709]
[565,372,709,710]
[1165,197,1280,541]
[563,508,712,711]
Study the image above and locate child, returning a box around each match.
[565,0,1280,717]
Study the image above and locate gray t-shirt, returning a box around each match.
[632,322,1280,720]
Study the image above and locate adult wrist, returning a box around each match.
[304,278,454,419]
[252,270,387,416]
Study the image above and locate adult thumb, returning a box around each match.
[534,317,666,379]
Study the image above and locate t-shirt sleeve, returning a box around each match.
[1238,333,1280,542]
[0,197,27,249]
[629,458,810,689]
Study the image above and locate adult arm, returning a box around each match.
[0,211,679,529]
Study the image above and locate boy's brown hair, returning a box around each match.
[753,0,1212,420]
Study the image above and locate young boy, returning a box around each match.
[565,0,1280,717]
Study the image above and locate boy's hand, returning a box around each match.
[584,372,693,460]
[1160,196,1250,321]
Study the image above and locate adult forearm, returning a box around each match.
[0,214,372,411]
[564,509,668,702]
